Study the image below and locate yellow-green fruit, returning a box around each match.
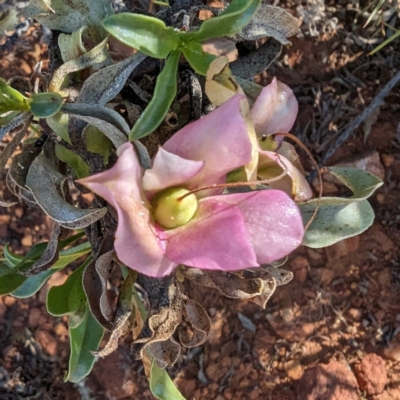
[152,187,198,229]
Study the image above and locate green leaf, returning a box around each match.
[55,143,90,178]
[84,125,113,165]
[300,167,383,248]
[46,112,71,144]
[29,92,64,118]
[4,244,23,266]
[47,260,88,317]
[150,359,186,400]
[66,304,104,383]
[130,49,180,140]
[102,13,180,59]
[182,42,216,76]
[184,0,261,42]
[0,264,26,295]
[10,242,91,298]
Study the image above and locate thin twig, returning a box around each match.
[320,69,400,166]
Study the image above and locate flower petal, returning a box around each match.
[163,95,252,189]
[142,147,204,193]
[77,143,174,277]
[212,190,304,263]
[162,198,258,271]
[258,149,313,201]
[250,78,298,136]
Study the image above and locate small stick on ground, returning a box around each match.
[320,69,400,166]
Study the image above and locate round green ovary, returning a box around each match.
[152,187,198,229]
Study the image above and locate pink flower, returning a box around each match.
[251,77,298,137]
[77,95,304,277]
[249,78,312,201]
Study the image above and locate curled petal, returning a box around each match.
[143,147,204,193]
[163,95,252,190]
[251,78,298,136]
[78,143,174,277]
[258,150,313,201]
[162,199,258,271]
[212,190,304,264]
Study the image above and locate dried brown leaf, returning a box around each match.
[179,300,210,348]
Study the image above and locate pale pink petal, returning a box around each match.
[251,78,298,136]
[142,147,204,193]
[212,190,304,263]
[161,198,258,271]
[258,150,313,201]
[163,95,252,189]
[77,143,172,277]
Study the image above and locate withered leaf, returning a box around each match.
[234,5,300,45]
[82,249,115,331]
[92,269,136,357]
[0,115,32,173]
[78,53,147,106]
[0,115,32,207]
[20,223,61,276]
[133,276,183,367]
[145,337,181,369]
[26,153,107,228]
[0,112,31,141]
[8,144,41,191]
[182,268,264,300]
[249,277,277,308]
[179,300,210,348]
[260,265,293,286]
[49,37,109,93]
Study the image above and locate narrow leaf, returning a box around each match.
[49,37,109,93]
[184,0,261,42]
[12,243,91,298]
[62,103,129,147]
[102,13,180,59]
[130,50,180,140]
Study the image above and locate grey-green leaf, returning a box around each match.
[233,4,299,45]
[62,103,128,147]
[300,167,383,248]
[78,53,147,105]
[29,92,64,118]
[21,0,113,34]
[26,153,107,229]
